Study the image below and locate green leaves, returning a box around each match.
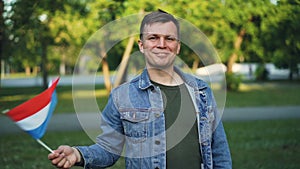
[2,0,299,80]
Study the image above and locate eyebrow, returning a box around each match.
[143,33,178,38]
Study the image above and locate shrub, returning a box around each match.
[225,72,242,91]
[255,64,269,81]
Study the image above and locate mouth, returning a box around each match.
[153,52,169,57]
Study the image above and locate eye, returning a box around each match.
[147,36,159,41]
[166,36,177,42]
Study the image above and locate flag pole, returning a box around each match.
[2,109,9,114]
[36,139,53,153]
[3,109,54,153]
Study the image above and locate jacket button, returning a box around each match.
[155,140,160,145]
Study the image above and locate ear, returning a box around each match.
[138,40,144,53]
[176,41,181,55]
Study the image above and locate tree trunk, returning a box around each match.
[60,53,66,75]
[288,62,295,81]
[41,41,48,89]
[113,36,135,88]
[25,66,31,76]
[192,59,199,71]
[33,66,38,75]
[99,41,112,93]
[0,0,4,87]
[227,29,246,73]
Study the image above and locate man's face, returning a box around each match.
[138,21,180,70]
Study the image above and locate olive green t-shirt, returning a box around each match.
[152,81,202,169]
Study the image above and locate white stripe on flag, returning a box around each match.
[16,103,51,131]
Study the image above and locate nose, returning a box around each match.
[157,37,166,48]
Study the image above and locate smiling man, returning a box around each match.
[138,19,183,86]
[48,10,232,169]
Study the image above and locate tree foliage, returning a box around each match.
[262,0,300,79]
[1,0,299,87]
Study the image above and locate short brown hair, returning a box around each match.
[139,9,180,40]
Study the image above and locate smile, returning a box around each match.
[154,52,169,57]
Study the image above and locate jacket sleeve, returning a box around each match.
[208,86,232,169]
[211,120,232,168]
[76,94,125,169]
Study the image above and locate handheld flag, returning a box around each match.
[4,77,59,152]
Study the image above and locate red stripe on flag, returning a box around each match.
[6,78,59,122]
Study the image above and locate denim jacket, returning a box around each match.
[77,67,232,169]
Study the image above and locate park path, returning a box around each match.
[1,106,299,134]
[1,76,300,134]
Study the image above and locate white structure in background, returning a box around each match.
[196,63,227,82]
[196,63,293,81]
[231,63,291,80]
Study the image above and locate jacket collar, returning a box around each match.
[138,68,154,90]
[138,67,208,90]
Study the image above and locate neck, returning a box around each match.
[147,67,183,86]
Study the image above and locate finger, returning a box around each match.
[63,159,72,169]
[57,156,67,168]
[48,150,62,160]
[48,148,64,161]
[48,153,56,160]
[55,146,66,154]
[51,153,65,165]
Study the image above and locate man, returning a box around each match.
[48,10,232,169]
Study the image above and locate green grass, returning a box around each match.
[1,80,300,168]
[0,84,109,113]
[0,119,299,169]
[225,119,300,169]
[1,81,300,114]
[225,81,300,107]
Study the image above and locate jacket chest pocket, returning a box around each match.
[120,111,149,143]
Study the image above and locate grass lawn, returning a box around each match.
[0,119,299,169]
[1,80,300,168]
[1,80,300,113]
[0,84,109,113]
[225,119,300,169]
[225,81,300,107]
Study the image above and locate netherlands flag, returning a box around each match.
[5,77,59,139]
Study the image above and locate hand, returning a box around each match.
[48,145,82,169]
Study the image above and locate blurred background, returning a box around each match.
[0,0,299,168]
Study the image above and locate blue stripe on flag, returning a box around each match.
[27,90,57,139]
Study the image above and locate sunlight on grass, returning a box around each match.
[0,94,35,102]
[239,83,267,91]
[239,83,283,91]
[239,81,299,92]
[2,73,38,79]
[72,89,108,98]
[1,81,300,112]
[224,81,300,107]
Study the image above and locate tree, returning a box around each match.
[5,0,90,88]
[86,0,126,92]
[262,0,300,80]
[4,0,299,89]
[161,0,226,68]
[6,1,53,88]
[219,0,274,73]
[0,0,4,85]
[49,1,91,75]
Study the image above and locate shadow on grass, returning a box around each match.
[0,119,299,169]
